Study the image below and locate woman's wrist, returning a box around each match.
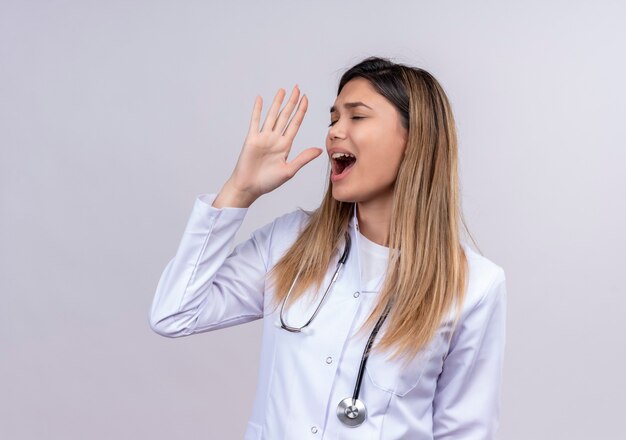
[211,180,257,209]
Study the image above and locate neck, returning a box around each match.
[356,195,393,247]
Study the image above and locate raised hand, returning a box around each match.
[220,85,323,206]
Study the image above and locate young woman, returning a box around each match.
[149,56,507,439]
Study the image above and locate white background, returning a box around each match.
[1,1,624,438]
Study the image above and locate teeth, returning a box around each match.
[331,152,355,159]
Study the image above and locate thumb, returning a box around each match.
[287,148,324,175]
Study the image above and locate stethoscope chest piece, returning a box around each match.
[336,397,367,427]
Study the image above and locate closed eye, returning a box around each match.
[328,116,366,127]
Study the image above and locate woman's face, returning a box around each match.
[326,77,408,204]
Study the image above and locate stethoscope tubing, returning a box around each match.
[278,232,351,333]
[277,229,393,427]
[351,301,391,402]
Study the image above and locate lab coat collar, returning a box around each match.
[349,202,359,232]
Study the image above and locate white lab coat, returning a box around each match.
[149,193,507,440]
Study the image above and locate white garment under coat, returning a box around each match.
[149,192,508,440]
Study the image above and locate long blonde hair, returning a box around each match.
[267,56,477,364]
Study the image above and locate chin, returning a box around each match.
[331,187,358,204]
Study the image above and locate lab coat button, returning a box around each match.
[325,356,333,364]
[353,291,360,298]
[311,426,318,434]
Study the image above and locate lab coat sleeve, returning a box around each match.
[432,268,507,440]
[148,192,274,338]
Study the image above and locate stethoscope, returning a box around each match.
[277,230,392,427]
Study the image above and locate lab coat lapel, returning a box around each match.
[347,202,363,294]
[277,203,369,325]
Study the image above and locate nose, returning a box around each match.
[328,120,346,141]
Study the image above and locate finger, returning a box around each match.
[274,85,300,133]
[248,95,262,134]
[261,88,286,132]
[283,94,308,140]
[286,147,323,177]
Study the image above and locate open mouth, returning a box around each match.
[332,154,357,175]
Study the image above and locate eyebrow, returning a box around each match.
[329,101,373,113]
